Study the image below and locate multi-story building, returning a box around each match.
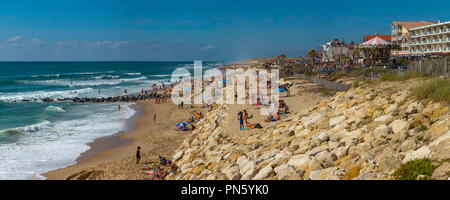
[320,39,348,63]
[409,20,450,56]
[391,21,437,57]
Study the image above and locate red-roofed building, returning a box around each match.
[364,35,392,42]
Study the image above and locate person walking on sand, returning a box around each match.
[118,105,121,111]
[136,146,141,164]
[238,111,244,130]
[154,113,157,124]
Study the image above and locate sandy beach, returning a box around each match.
[42,74,331,180]
[43,99,202,180]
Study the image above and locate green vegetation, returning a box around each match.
[418,124,428,132]
[361,115,373,125]
[380,71,424,81]
[429,120,436,126]
[282,77,297,81]
[412,79,450,104]
[416,135,430,143]
[393,158,437,180]
[353,80,360,88]
[319,88,334,96]
[307,49,318,66]
[329,71,348,80]
[305,71,318,76]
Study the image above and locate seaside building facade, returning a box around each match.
[391,21,437,58]
[320,39,349,63]
[409,20,450,56]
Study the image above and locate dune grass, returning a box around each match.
[393,158,437,180]
[412,79,450,104]
[380,71,424,81]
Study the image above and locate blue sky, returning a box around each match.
[0,0,449,61]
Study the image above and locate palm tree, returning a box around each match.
[307,49,318,66]
[369,47,378,66]
[278,54,287,59]
[352,48,360,65]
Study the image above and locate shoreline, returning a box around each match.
[74,103,145,163]
[43,99,188,180]
[41,64,222,180]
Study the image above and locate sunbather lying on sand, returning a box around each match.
[168,162,178,174]
[246,123,263,129]
[159,156,168,165]
[265,114,281,122]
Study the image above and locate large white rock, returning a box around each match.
[385,104,398,115]
[391,119,409,135]
[295,128,311,138]
[241,168,257,180]
[314,150,335,167]
[239,160,256,176]
[252,166,273,180]
[274,164,296,180]
[274,164,289,175]
[406,101,423,114]
[306,145,328,157]
[374,114,394,124]
[180,163,193,173]
[316,131,330,142]
[353,172,378,180]
[301,113,323,128]
[332,146,349,159]
[309,167,339,180]
[429,130,450,147]
[329,115,347,128]
[236,155,249,167]
[373,124,393,138]
[402,146,431,163]
[287,154,311,170]
[259,149,281,161]
[222,164,240,179]
[328,141,342,150]
[400,138,417,152]
[173,150,184,161]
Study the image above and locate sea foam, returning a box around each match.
[0,103,136,180]
[0,88,95,102]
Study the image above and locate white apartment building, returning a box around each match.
[391,21,436,57]
[409,21,450,55]
[320,39,348,63]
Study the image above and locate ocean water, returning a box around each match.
[0,61,223,179]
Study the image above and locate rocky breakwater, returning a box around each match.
[166,81,449,180]
[12,94,152,103]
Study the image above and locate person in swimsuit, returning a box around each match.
[238,111,244,130]
[243,110,249,127]
[136,146,141,164]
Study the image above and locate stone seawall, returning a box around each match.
[166,79,450,180]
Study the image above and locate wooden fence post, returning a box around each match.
[446,56,448,78]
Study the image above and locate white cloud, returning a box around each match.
[200,45,215,50]
[7,36,22,42]
[31,38,43,45]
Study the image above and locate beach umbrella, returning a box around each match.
[176,122,189,127]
